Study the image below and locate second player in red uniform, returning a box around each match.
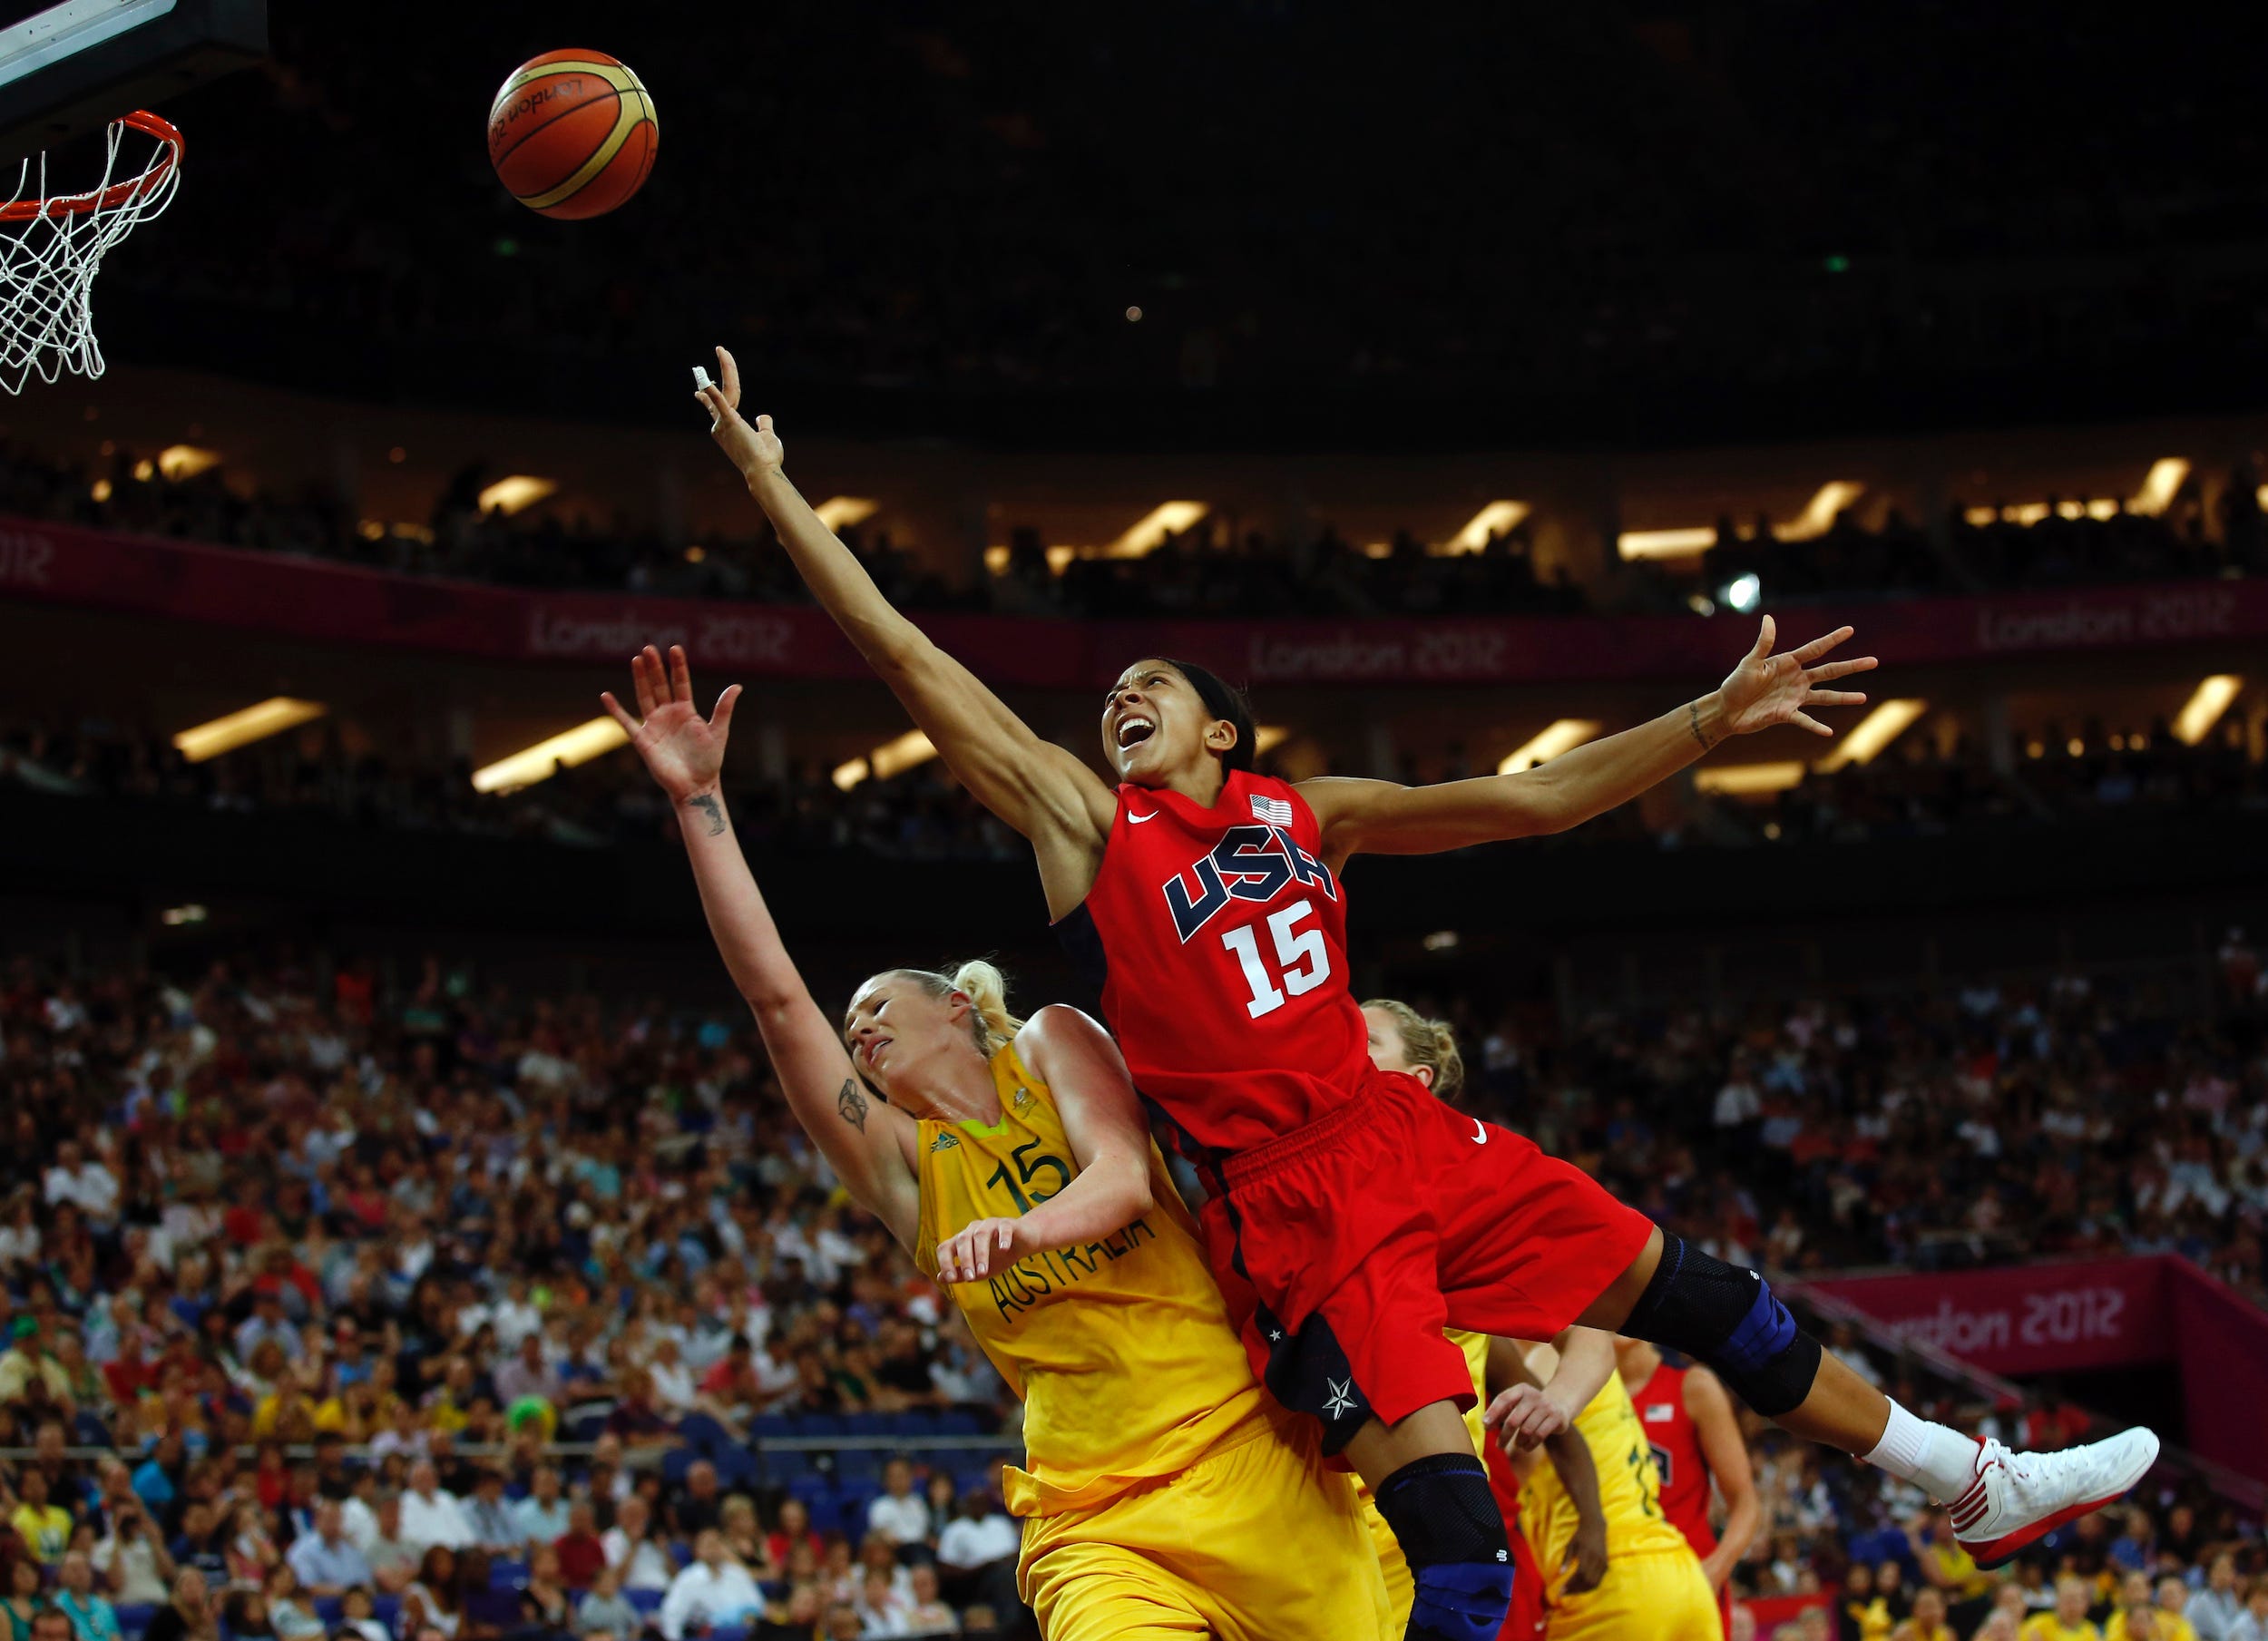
[1618,1338,1763,1636]
[690,352,2163,1641]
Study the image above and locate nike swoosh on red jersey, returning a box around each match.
[1126,808,1158,823]
[1471,1118,1489,1144]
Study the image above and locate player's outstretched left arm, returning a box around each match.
[1299,616,1875,864]
[934,1005,1156,1285]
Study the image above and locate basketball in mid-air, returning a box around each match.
[487,49,658,220]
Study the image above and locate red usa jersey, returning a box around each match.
[1629,1362,1718,1557]
[1054,769,1372,1157]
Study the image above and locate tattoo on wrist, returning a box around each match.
[837,1079,868,1133]
[1687,701,1715,753]
[686,793,725,836]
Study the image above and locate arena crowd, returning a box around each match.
[0,941,2262,1639]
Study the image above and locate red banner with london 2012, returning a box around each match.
[2,514,2265,685]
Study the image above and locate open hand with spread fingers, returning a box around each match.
[1716,616,1877,739]
[600,643,741,806]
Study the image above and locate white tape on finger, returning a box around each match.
[692,366,713,391]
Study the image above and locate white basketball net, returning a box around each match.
[0,111,181,395]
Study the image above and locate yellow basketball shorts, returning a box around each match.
[1360,1486,1417,1631]
[1543,1548,1723,1641]
[1018,1420,1393,1641]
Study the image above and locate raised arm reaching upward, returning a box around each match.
[694,349,1115,917]
[601,644,922,1245]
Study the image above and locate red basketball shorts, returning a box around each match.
[1197,1064,1656,1447]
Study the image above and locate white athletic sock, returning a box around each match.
[1863,1400,1980,1502]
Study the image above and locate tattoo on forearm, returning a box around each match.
[837,1079,869,1132]
[1687,701,1715,753]
[687,793,725,836]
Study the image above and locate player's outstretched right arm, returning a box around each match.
[694,348,1115,914]
[604,643,921,1247]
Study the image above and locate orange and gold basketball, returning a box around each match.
[486,49,658,220]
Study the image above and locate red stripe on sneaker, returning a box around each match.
[1959,1490,2126,1571]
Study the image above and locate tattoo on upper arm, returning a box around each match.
[837,1079,869,1133]
[687,794,726,836]
[1687,701,1716,753]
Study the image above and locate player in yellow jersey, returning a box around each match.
[604,646,1389,1641]
[1506,1337,1723,1641]
[1355,1001,1611,1638]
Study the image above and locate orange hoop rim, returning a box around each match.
[0,110,182,224]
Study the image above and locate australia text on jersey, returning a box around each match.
[984,1216,1159,1322]
[1160,824,1338,943]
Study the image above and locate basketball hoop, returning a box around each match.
[0,109,181,395]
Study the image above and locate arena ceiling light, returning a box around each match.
[1693,761,1806,796]
[1817,698,1929,772]
[835,729,941,791]
[1440,501,1530,555]
[2174,676,2243,746]
[471,718,628,794]
[1771,481,1865,542]
[1498,718,1601,775]
[156,444,220,480]
[1105,501,1207,559]
[171,697,326,763]
[1255,726,1290,755]
[814,496,880,532]
[2129,459,2189,517]
[1616,526,1717,561]
[476,474,558,515]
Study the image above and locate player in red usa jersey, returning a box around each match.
[1618,1339,1763,1637]
[690,353,2164,1640]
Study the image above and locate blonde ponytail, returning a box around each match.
[1362,998,1465,1102]
[878,960,1026,1058]
[948,960,1024,1056]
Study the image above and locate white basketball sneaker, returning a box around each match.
[1950,1429,2161,1568]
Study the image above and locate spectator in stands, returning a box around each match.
[714,1500,766,1580]
[91,1499,173,1607]
[516,1545,573,1639]
[572,1565,639,1641]
[262,1565,323,1641]
[228,1500,282,1590]
[597,1502,669,1596]
[2229,1587,2268,1641]
[287,1502,371,1598]
[902,1563,955,1638]
[3,1560,43,1641]
[10,1470,70,1568]
[337,1587,390,1641]
[2021,1577,2101,1641]
[348,1496,418,1596]
[403,1548,464,1641]
[52,1555,118,1641]
[2191,1557,2244,1641]
[932,1493,1017,1625]
[460,1474,517,1558]
[138,1567,218,1641]
[511,1470,568,1554]
[401,1466,472,1554]
[865,1460,929,1557]
[658,1531,759,1641]
[1893,1588,1954,1641]
[27,1607,74,1641]
[553,1503,606,1595]
[164,1505,224,1589]
[662,1467,720,1543]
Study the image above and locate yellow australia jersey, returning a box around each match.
[915,1041,1272,1514]
[1519,1366,1694,1597]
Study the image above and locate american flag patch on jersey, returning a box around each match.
[1250,794,1295,825]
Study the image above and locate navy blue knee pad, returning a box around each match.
[1621,1232,1823,1416]
[1373,1452,1513,1641]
